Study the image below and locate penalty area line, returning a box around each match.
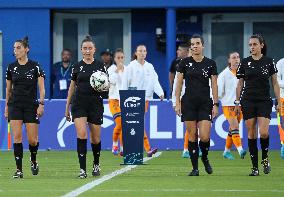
[62,152,162,197]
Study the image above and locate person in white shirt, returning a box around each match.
[276,57,284,159]
[218,52,247,160]
[122,44,164,157]
[107,48,125,156]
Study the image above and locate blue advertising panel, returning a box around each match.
[0,99,282,151]
[120,90,145,164]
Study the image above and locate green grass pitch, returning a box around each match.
[0,150,283,197]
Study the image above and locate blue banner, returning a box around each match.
[120,90,145,164]
[0,99,282,151]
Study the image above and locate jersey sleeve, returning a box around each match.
[211,61,218,75]
[107,65,118,85]
[269,59,278,76]
[6,64,12,80]
[236,60,245,79]
[36,63,46,79]
[217,70,225,99]
[71,64,78,81]
[176,59,186,74]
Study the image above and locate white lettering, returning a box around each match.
[150,105,172,139]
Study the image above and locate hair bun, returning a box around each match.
[23,36,29,42]
[85,35,92,40]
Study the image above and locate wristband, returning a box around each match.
[213,103,219,107]
[39,101,44,105]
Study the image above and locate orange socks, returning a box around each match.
[225,133,233,151]
[144,131,151,152]
[231,129,242,148]
[184,130,189,150]
[112,116,122,146]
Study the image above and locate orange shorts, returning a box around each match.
[222,106,243,122]
[108,99,121,119]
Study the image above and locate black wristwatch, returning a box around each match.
[213,103,219,107]
[39,101,44,106]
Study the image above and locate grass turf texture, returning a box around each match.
[0,151,283,197]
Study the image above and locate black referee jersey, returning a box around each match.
[6,60,45,105]
[71,59,107,98]
[177,56,218,99]
[236,56,277,101]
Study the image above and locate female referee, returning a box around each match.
[5,36,45,178]
[235,34,280,176]
[175,34,218,176]
[65,35,106,178]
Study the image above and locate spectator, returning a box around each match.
[100,48,113,69]
[51,49,73,99]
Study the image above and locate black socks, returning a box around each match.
[248,138,258,169]
[188,141,199,170]
[260,136,269,160]
[77,138,87,171]
[14,143,23,171]
[29,142,39,162]
[91,141,101,165]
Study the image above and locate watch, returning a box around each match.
[39,101,44,105]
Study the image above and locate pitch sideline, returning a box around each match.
[62,152,162,197]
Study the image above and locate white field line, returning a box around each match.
[61,152,162,197]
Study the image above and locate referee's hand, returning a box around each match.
[37,105,44,117]
[4,106,8,120]
[175,102,181,117]
[65,109,71,122]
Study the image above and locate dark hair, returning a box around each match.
[191,34,204,45]
[81,35,95,48]
[228,51,239,59]
[62,48,72,54]
[114,48,124,57]
[136,44,146,51]
[15,36,29,48]
[250,34,267,56]
[178,43,190,49]
[132,53,137,60]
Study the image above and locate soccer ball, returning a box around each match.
[90,71,110,92]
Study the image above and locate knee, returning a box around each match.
[13,135,22,143]
[199,136,209,142]
[260,132,269,139]
[29,140,37,146]
[92,136,101,144]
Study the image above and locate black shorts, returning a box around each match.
[71,95,104,125]
[181,96,213,122]
[241,99,273,120]
[8,103,39,124]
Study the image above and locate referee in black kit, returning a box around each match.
[65,35,107,179]
[235,34,280,176]
[175,34,218,176]
[5,36,45,178]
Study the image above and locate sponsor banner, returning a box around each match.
[120,90,145,164]
[0,99,282,150]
